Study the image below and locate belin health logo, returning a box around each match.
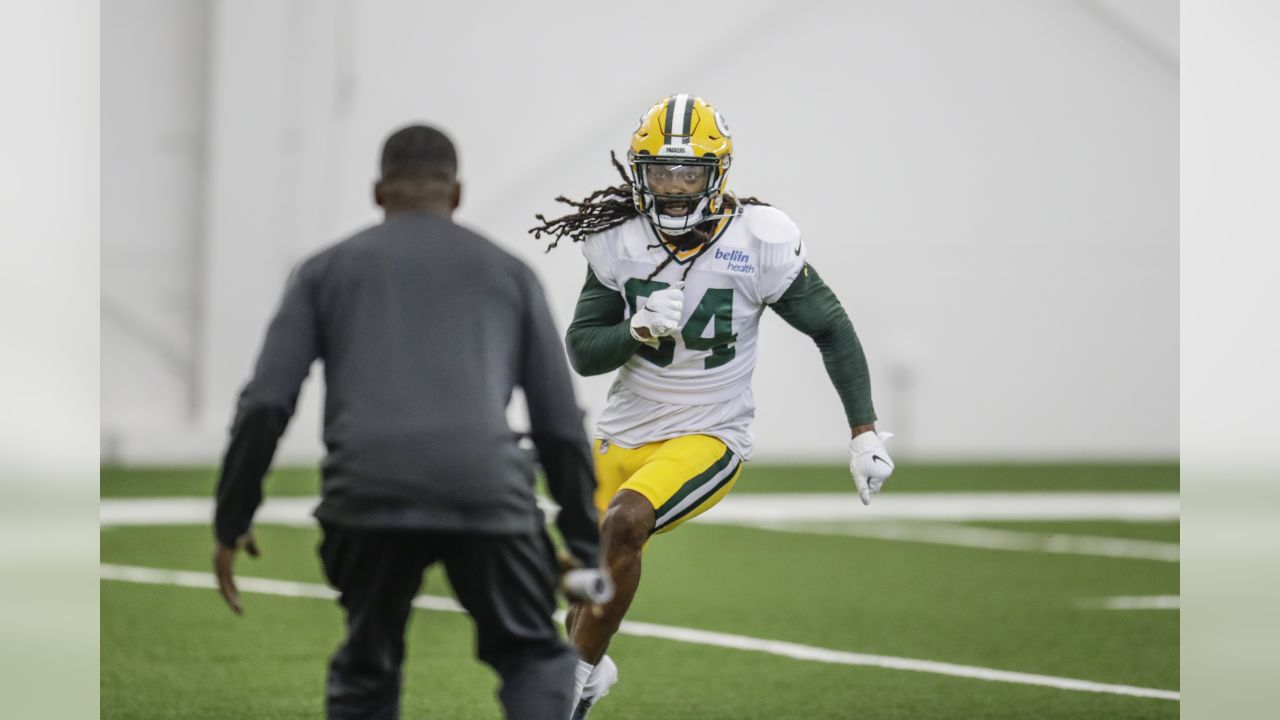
[714,247,755,274]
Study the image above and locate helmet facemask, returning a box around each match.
[630,156,730,237]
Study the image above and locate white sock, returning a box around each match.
[572,659,595,704]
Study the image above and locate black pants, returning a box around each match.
[319,522,576,720]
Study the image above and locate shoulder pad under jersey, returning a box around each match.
[744,205,801,247]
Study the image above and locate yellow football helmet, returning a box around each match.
[628,94,734,235]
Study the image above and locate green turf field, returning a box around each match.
[101,464,1179,719]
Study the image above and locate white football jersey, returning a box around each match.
[581,204,806,458]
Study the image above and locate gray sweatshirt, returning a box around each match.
[213,211,600,566]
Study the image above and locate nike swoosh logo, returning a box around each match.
[794,243,802,256]
[872,455,891,467]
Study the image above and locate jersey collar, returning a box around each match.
[649,212,737,266]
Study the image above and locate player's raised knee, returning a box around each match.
[601,492,655,551]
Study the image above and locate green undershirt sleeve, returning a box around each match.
[565,268,643,376]
[768,264,878,427]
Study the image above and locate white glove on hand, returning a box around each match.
[629,282,684,346]
[849,430,895,505]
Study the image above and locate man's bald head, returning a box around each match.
[381,125,457,181]
[375,125,461,215]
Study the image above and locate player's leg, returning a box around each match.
[574,434,743,657]
[559,440,649,718]
[570,488,655,664]
[318,523,431,720]
[443,529,577,720]
[565,438,655,638]
[566,488,650,719]
[566,439,657,654]
[568,435,743,717]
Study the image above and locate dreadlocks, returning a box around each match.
[528,152,772,268]
[528,152,639,251]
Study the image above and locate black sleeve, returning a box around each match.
[768,263,878,427]
[517,268,602,568]
[564,268,642,376]
[214,406,290,546]
[213,263,321,547]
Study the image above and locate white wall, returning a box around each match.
[101,0,211,453]
[101,0,1178,463]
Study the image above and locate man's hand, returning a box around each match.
[629,282,685,345]
[849,430,895,505]
[213,532,261,615]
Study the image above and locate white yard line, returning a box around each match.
[1079,595,1181,610]
[100,492,1180,527]
[100,563,1179,702]
[696,493,1181,522]
[736,521,1180,562]
[99,497,320,527]
[100,495,1179,562]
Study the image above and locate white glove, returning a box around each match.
[849,430,895,505]
[629,282,684,346]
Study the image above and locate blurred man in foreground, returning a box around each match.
[212,124,602,719]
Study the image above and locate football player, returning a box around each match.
[531,94,894,719]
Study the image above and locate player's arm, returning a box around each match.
[212,260,321,613]
[768,263,877,432]
[564,268,645,376]
[769,264,894,504]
